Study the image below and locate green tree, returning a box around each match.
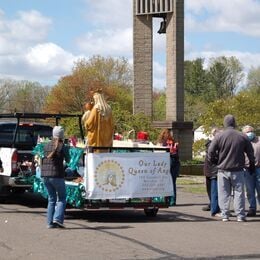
[208,56,244,99]
[183,58,210,125]
[110,101,133,134]
[225,56,245,95]
[44,56,133,114]
[0,79,49,113]
[131,112,160,141]
[0,79,12,111]
[153,89,166,121]
[184,94,208,128]
[198,90,260,131]
[87,55,133,87]
[184,58,209,97]
[208,58,230,99]
[247,66,260,93]
[72,56,132,89]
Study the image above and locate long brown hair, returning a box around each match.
[157,128,174,144]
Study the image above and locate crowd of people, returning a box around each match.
[203,115,259,222]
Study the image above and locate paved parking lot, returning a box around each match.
[0,188,260,259]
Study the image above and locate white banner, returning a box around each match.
[85,152,173,199]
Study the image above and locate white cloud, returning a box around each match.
[0,43,81,83]
[0,9,80,84]
[26,43,80,72]
[12,10,51,41]
[0,9,51,44]
[77,1,133,58]
[186,0,260,36]
[76,28,133,57]
[83,0,132,29]
[153,61,165,78]
[0,9,52,55]
[153,61,166,89]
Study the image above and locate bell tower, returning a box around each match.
[133,0,193,160]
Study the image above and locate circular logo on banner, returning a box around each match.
[94,160,125,192]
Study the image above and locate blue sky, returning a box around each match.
[0,0,259,89]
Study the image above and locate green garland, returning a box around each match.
[33,177,48,199]
[33,177,86,208]
[67,147,84,171]
[32,143,46,159]
[66,182,86,208]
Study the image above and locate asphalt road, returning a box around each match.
[0,190,260,260]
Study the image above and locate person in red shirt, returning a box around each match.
[157,129,180,205]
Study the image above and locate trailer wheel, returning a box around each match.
[144,207,159,217]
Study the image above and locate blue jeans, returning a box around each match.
[43,177,66,226]
[170,156,180,204]
[245,167,260,210]
[210,177,220,215]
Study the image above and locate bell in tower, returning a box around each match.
[157,17,166,34]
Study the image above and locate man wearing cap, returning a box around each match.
[242,125,260,217]
[41,126,70,228]
[208,115,255,222]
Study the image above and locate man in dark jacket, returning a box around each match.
[208,115,255,222]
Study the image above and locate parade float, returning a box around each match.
[33,133,173,216]
[32,97,173,217]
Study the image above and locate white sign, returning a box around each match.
[85,152,173,199]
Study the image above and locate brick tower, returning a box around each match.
[133,0,193,160]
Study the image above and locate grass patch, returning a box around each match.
[177,175,206,194]
[181,185,207,194]
[177,176,204,185]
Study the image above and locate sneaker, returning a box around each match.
[247,209,256,217]
[53,220,65,228]
[202,204,211,211]
[212,213,222,217]
[222,218,229,222]
[237,217,247,222]
[47,224,57,229]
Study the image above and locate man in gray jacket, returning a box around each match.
[208,115,255,222]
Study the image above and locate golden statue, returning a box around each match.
[85,91,114,148]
